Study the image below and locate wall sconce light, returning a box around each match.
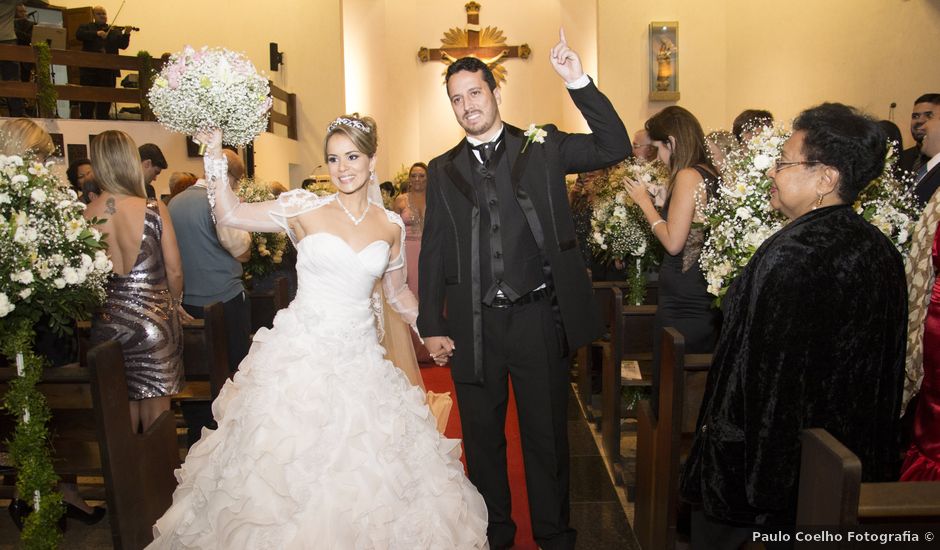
[269,42,284,71]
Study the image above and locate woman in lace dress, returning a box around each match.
[624,106,721,415]
[148,116,487,549]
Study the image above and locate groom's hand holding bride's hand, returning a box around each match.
[425,336,455,365]
[550,27,584,84]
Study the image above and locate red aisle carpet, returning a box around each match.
[420,365,537,550]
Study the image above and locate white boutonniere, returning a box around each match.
[522,123,547,153]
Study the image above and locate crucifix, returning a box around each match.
[418,1,530,84]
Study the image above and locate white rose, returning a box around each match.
[93,250,111,272]
[735,207,752,220]
[0,293,13,317]
[12,270,33,284]
[0,193,9,204]
[30,189,47,203]
[10,174,28,185]
[13,226,27,244]
[19,288,31,299]
[62,267,80,285]
[613,206,627,219]
[50,254,64,265]
[753,154,772,171]
[53,278,66,289]
[38,264,53,279]
[57,200,73,209]
[80,254,93,271]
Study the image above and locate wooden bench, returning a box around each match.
[0,340,179,549]
[576,283,629,420]
[172,302,232,449]
[597,301,657,483]
[248,276,290,334]
[634,327,712,550]
[795,428,940,548]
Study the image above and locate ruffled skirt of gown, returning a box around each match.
[148,304,488,549]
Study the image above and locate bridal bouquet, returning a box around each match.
[0,154,111,545]
[149,46,272,146]
[236,178,288,285]
[853,144,918,254]
[590,159,667,303]
[699,125,789,301]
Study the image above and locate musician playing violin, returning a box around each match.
[75,5,135,119]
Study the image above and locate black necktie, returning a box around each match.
[916,162,929,184]
[473,141,499,165]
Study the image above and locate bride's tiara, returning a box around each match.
[327,117,371,134]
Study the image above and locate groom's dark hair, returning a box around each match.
[445,57,497,91]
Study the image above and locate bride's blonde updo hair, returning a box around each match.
[324,114,378,159]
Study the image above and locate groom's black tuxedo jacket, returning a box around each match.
[417,79,630,384]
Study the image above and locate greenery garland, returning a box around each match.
[32,42,57,118]
[2,319,63,549]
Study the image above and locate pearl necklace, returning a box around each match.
[336,195,371,226]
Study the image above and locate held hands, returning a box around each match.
[550,28,584,84]
[424,336,456,366]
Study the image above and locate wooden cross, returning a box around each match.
[418,1,530,84]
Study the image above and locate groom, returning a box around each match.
[418,29,630,550]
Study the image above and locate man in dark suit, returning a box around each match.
[418,29,629,550]
[75,5,130,119]
[900,93,940,174]
[913,115,940,207]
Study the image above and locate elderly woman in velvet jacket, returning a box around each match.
[680,103,907,549]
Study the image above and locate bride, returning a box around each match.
[148,116,488,549]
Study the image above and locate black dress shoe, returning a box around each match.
[8,499,69,532]
[8,499,28,530]
[64,502,106,525]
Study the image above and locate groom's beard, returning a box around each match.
[459,109,498,138]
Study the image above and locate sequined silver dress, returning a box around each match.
[91,199,183,399]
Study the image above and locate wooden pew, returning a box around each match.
[0,341,180,549]
[248,276,290,334]
[173,302,232,449]
[598,301,657,483]
[634,327,712,550]
[795,428,940,548]
[576,283,628,420]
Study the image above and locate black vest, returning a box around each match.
[469,144,545,304]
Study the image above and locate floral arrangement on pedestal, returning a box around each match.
[235,178,288,286]
[148,46,273,147]
[700,127,919,302]
[589,159,668,304]
[0,154,111,547]
[699,125,789,301]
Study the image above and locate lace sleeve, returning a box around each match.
[206,153,325,239]
[381,209,420,337]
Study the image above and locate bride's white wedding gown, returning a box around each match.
[148,174,488,549]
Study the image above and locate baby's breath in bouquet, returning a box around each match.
[590,159,667,304]
[236,178,288,285]
[854,143,918,254]
[149,46,272,147]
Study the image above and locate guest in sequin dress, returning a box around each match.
[86,130,185,432]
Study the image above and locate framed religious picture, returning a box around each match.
[66,144,88,166]
[649,21,679,101]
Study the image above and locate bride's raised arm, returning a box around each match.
[199,129,319,237]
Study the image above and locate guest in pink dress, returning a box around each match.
[394,162,431,362]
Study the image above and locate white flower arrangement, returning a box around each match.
[700,128,919,302]
[149,46,273,147]
[699,124,790,301]
[235,178,288,285]
[853,143,919,254]
[0,154,111,329]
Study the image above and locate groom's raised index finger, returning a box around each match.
[559,27,567,44]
